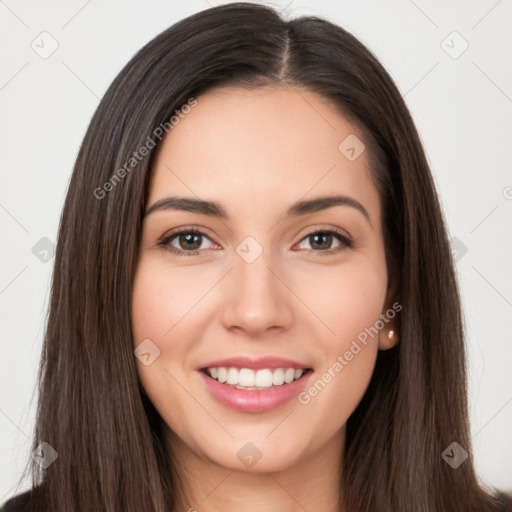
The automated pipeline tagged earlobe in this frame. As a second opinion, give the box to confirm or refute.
[378,325,399,350]
[379,275,401,350]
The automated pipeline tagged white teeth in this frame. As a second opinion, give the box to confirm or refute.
[226,367,238,385]
[206,366,307,389]
[284,368,295,383]
[238,368,255,387]
[272,368,285,385]
[217,367,227,383]
[255,369,273,387]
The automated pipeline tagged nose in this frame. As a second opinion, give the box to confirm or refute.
[221,244,294,337]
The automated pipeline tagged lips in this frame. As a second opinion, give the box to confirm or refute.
[198,356,310,371]
[198,356,313,413]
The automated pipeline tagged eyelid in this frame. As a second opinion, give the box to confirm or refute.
[298,224,352,242]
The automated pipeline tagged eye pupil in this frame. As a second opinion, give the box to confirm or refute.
[310,233,332,250]
[180,233,201,250]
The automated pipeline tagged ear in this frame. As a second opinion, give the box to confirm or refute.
[378,276,401,351]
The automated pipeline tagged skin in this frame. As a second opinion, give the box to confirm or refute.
[132,84,399,512]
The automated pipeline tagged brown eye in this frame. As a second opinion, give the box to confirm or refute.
[296,230,353,255]
[158,228,217,256]
[175,232,203,251]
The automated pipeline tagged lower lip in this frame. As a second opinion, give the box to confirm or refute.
[199,370,312,413]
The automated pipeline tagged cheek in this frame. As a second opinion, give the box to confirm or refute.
[131,256,223,385]
[333,276,386,350]
[131,260,192,393]
[131,260,210,344]
[131,260,203,431]
[294,258,386,414]
[299,256,388,348]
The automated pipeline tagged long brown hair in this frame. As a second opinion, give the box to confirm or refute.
[8,3,511,511]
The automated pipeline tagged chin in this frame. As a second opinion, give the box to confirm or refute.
[199,431,309,473]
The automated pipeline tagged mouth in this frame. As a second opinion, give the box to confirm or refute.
[201,366,312,390]
[198,361,314,413]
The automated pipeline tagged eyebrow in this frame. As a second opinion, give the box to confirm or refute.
[144,194,372,227]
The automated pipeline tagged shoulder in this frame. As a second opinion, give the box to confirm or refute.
[0,490,31,512]
[0,486,45,512]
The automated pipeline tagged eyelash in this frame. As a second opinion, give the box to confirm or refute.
[157,226,354,257]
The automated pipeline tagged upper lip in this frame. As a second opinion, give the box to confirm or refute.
[198,356,311,371]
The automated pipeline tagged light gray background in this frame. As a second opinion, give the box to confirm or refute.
[1,0,511,501]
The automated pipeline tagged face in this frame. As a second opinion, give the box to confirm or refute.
[132,85,397,474]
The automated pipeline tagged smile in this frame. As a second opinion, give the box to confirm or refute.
[198,357,313,413]
[204,367,306,390]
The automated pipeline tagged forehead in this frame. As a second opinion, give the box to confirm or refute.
[147,85,381,227]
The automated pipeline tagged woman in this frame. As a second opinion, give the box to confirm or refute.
[2,2,510,511]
